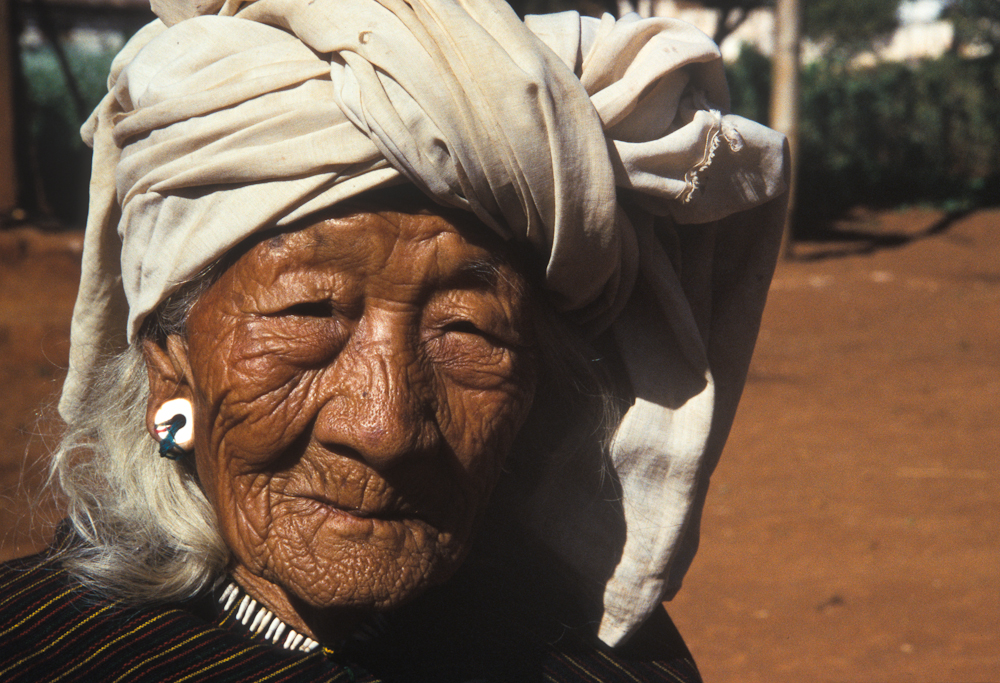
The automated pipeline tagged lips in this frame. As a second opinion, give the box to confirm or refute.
[296,493,423,523]
[326,501,406,520]
[279,456,466,532]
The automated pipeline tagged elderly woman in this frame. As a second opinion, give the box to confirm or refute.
[0,0,787,679]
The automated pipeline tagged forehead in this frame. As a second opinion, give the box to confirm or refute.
[231,208,527,293]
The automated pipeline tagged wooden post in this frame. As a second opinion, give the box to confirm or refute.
[770,0,800,258]
[1,0,18,216]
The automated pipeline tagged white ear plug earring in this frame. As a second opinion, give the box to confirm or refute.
[153,398,194,460]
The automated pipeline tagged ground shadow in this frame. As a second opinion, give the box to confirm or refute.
[790,208,972,262]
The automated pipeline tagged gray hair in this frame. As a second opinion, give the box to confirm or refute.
[50,257,621,605]
[50,266,229,602]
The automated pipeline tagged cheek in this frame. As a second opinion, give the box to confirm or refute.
[438,366,537,493]
[187,334,330,529]
[192,325,325,463]
[189,359,322,573]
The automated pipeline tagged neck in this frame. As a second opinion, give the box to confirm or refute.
[230,565,366,648]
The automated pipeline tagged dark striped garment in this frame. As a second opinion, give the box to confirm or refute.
[0,552,701,682]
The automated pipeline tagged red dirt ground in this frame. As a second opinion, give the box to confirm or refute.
[1,207,998,682]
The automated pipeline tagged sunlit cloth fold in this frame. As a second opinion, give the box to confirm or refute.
[60,0,788,646]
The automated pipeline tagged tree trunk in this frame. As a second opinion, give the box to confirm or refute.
[1,0,17,216]
[770,0,800,257]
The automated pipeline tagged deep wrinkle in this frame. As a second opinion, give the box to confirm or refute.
[144,206,539,644]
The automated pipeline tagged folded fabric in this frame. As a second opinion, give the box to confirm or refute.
[62,0,787,645]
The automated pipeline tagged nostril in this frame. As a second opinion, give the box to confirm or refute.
[313,341,437,468]
[313,389,432,470]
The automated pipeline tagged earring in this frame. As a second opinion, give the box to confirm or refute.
[154,398,194,460]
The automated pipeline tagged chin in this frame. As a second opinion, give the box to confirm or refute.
[261,514,472,611]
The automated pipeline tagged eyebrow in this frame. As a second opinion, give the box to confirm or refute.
[445,256,509,291]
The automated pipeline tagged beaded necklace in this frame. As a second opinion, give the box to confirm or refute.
[218,581,322,653]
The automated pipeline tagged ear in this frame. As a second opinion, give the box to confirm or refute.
[142,335,194,443]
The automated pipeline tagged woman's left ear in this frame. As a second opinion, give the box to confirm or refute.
[153,398,194,459]
[142,337,195,459]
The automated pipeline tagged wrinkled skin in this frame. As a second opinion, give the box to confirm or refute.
[143,207,538,642]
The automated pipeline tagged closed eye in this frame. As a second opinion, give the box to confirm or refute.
[443,320,482,335]
[277,301,337,318]
[442,319,512,348]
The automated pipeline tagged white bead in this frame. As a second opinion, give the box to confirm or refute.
[235,595,251,622]
[219,583,237,606]
[222,585,240,611]
[253,610,272,634]
[241,600,257,625]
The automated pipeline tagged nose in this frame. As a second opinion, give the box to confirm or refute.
[313,317,437,470]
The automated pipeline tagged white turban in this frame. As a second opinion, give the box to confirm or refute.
[61,0,787,646]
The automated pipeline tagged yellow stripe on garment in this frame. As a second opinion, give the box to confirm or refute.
[0,601,116,678]
[111,629,214,683]
[595,650,647,683]
[173,643,317,683]
[47,611,171,683]
[548,652,601,682]
[0,587,75,639]
[651,660,697,683]
[254,656,324,683]
[173,644,259,683]
[0,562,49,610]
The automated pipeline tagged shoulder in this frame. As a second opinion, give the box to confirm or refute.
[541,646,701,683]
[538,608,703,683]
[357,545,703,683]
[0,553,374,682]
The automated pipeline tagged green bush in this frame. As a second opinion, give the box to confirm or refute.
[727,47,1000,233]
[727,43,772,125]
[19,43,118,225]
[20,40,1000,230]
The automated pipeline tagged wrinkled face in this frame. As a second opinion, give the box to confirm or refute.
[161,208,537,611]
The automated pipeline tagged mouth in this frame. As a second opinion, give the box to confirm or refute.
[299,494,419,523]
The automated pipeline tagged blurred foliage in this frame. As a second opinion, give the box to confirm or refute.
[943,0,1000,52]
[659,0,901,49]
[19,43,117,225]
[727,45,1000,234]
[506,0,614,18]
[678,0,770,44]
[726,43,772,123]
[18,6,1000,234]
[803,0,900,51]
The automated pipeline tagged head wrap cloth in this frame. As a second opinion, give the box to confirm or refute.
[61,0,787,646]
